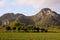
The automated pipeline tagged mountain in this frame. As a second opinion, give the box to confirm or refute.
[18,16,35,25]
[0,13,35,25]
[32,8,60,22]
[0,8,60,28]
[32,8,60,28]
[0,13,25,25]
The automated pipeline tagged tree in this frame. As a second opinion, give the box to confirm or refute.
[36,27,40,32]
[12,27,16,31]
[45,29,48,32]
[40,28,48,32]
[6,26,11,31]
[18,27,21,32]
[41,28,45,32]
[27,25,34,31]
[10,20,20,27]
[2,25,6,28]
[24,28,28,32]
[10,20,25,30]
[33,27,37,32]
[23,27,28,32]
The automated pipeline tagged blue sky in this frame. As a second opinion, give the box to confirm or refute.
[0,0,60,16]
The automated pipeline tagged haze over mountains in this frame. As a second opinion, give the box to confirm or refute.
[0,8,60,28]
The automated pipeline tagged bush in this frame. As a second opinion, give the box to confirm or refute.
[41,28,48,32]
[2,25,6,27]
[24,28,28,32]
[23,27,28,32]
[18,27,21,32]
[36,27,40,32]
[12,27,16,31]
[41,28,45,32]
[45,29,48,32]
[33,27,37,32]
[6,26,11,31]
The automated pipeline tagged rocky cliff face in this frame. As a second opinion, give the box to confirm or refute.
[32,8,60,27]
[32,8,60,22]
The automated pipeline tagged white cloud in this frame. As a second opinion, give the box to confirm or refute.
[11,0,60,10]
[43,0,60,8]
[0,1,5,8]
[0,0,60,11]
[11,0,45,9]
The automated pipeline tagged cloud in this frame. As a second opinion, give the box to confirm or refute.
[0,0,5,8]
[0,0,60,9]
[43,0,60,8]
[11,0,44,9]
[10,0,60,10]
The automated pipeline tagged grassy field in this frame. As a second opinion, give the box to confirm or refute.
[0,32,60,40]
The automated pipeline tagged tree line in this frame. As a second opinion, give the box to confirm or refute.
[2,20,48,32]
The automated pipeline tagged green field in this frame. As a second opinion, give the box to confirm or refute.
[0,32,60,40]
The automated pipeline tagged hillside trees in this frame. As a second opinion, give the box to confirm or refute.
[10,20,25,31]
[2,20,48,32]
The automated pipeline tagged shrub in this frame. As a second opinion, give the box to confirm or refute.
[41,28,45,32]
[23,27,28,32]
[12,27,16,31]
[36,27,40,32]
[45,29,48,32]
[6,26,11,31]
[18,27,21,32]
[33,27,37,32]
[41,28,48,32]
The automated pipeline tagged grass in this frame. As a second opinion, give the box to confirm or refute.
[0,30,60,40]
[0,32,60,40]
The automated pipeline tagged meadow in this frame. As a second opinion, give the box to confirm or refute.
[0,30,60,40]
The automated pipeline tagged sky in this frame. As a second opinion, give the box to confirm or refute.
[0,0,60,16]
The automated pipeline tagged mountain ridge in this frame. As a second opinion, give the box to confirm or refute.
[0,8,60,28]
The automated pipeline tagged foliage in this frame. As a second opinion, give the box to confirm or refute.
[10,20,25,29]
[12,27,16,31]
[10,20,20,27]
[18,27,21,32]
[41,28,48,32]
[36,27,40,32]
[2,20,49,32]
[6,26,11,31]
[2,25,7,28]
